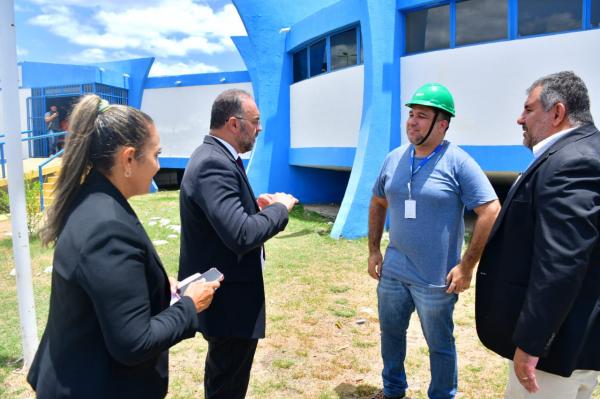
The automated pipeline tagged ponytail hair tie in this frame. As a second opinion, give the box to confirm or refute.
[98,99,110,113]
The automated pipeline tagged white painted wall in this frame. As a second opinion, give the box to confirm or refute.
[0,87,32,159]
[141,82,253,159]
[290,65,364,148]
[400,29,600,146]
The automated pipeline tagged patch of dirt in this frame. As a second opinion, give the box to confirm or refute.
[0,215,11,237]
[304,204,340,221]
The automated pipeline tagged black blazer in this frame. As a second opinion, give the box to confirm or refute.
[178,135,288,339]
[476,124,600,377]
[28,171,199,399]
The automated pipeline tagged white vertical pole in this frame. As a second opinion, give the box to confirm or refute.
[0,0,39,368]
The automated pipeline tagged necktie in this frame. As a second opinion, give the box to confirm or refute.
[235,157,246,174]
[235,156,265,260]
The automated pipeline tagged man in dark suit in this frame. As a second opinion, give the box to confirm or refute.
[476,71,600,398]
[178,89,297,399]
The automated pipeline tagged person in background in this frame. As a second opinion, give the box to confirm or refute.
[178,89,297,399]
[56,111,69,152]
[476,71,600,398]
[44,105,60,155]
[368,83,500,399]
[28,94,220,399]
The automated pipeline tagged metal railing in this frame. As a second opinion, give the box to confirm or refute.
[0,130,34,178]
[0,130,68,210]
[0,130,67,179]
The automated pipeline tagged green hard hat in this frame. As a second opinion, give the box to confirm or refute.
[405,83,455,117]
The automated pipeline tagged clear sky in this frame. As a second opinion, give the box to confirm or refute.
[13,0,248,76]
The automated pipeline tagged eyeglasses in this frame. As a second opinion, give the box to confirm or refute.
[232,115,261,128]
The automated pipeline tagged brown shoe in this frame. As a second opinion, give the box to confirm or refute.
[370,389,408,399]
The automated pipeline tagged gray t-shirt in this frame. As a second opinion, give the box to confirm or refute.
[45,111,59,131]
[373,141,497,287]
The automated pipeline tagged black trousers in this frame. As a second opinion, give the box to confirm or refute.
[203,335,258,399]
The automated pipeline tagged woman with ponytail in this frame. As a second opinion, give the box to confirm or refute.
[28,95,220,399]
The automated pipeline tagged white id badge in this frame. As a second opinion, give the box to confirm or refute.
[404,199,416,219]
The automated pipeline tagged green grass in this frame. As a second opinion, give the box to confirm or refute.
[1,190,599,398]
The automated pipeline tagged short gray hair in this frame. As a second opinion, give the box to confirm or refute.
[527,71,594,126]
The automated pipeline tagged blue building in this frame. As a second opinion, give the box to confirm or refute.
[6,0,600,238]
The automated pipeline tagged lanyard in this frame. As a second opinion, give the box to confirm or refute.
[407,141,446,199]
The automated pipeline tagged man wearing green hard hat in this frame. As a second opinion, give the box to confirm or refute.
[368,83,500,399]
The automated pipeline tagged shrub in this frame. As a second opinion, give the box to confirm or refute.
[24,179,43,235]
[0,188,9,214]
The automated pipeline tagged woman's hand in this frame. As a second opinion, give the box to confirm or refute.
[184,279,221,313]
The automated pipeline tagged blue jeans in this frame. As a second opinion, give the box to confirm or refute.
[47,130,57,154]
[377,275,458,399]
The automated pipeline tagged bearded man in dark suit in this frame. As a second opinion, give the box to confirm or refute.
[178,89,297,399]
[476,71,600,398]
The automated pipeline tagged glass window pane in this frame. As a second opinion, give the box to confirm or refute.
[405,5,450,53]
[592,0,600,28]
[293,48,308,83]
[309,39,327,77]
[519,0,582,36]
[331,28,357,70]
[456,0,507,46]
[360,30,363,64]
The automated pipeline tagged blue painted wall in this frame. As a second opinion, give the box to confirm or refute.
[94,58,154,109]
[289,148,356,169]
[233,0,351,204]
[19,58,154,110]
[331,0,402,238]
[286,0,362,51]
[146,71,251,89]
[20,61,128,89]
[460,145,532,172]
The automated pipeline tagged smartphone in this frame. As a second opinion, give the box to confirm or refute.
[178,267,224,295]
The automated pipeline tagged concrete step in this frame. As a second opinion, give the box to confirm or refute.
[43,173,59,207]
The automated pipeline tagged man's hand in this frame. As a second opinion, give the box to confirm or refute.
[368,251,383,280]
[513,347,540,393]
[445,263,473,294]
[257,194,274,210]
[270,192,298,211]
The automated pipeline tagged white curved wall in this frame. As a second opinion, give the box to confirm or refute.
[141,82,253,158]
[290,65,364,148]
[400,29,600,146]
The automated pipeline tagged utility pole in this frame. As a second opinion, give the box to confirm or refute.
[0,0,39,368]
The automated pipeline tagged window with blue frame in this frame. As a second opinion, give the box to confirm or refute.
[519,0,582,36]
[293,48,308,83]
[310,39,327,77]
[405,0,598,55]
[292,26,362,83]
[456,0,507,45]
[594,0,600,27]
[405,5,450,53]
[331,28,358,70]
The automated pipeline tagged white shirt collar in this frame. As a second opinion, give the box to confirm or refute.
[532,126,578,160]
[211,135,239,159]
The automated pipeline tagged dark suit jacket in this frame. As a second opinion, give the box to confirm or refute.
[476,123,600,377]
[28,171,199,399]
[178,135,289,339]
